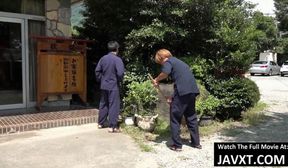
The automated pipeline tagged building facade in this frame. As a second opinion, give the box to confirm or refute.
[0,0,75,110]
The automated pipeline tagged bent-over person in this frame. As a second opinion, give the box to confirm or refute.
[152,49,201,151]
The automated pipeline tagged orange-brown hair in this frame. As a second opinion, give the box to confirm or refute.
[154,49,172,64]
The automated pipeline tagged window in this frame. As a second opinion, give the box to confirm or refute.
[0,0,45,16]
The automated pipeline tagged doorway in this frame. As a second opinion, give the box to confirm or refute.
[0,17,26,109]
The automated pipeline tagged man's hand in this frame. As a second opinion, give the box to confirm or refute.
[165,96,172,104]
[152,79,159,87]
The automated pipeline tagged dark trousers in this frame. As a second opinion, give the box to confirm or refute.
[98,89,120,128]
[170,91,200,147]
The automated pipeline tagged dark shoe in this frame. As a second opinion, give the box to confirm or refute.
[169,144,182,152]
[191,144,202,149]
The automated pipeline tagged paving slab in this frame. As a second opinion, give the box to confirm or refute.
[0,124,158,168]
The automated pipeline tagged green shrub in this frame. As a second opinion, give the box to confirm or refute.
[122,66,147,97]
[197,81,210,102]
[123,80,158,117]
[205,77,260,119]
[181,56,213,82]
[195,82,221,118]
[196,95,221,117]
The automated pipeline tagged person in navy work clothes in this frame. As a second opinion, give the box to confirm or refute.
[152,49,201,151]
[95,41,125,133]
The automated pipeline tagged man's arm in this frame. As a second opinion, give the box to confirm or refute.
[152,72,168,86]
[95,60,102,82]
[116,59,125,82]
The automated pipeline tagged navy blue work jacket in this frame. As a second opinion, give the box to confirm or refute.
[95,52,125,90]
[162,57,199,96]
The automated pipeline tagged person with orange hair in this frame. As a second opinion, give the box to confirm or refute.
[152,49,201,151]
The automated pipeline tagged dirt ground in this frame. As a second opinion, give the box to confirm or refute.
[137,75,288,168]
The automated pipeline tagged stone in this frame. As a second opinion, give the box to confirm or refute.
[58,8,71,25]
[51,21,57,30]
[46,29,54,37]
[47,95,58,101]
[47,11,58,21]
[53,29,65,37]
[57,23,71,36]
[46,20,51,29]
[46,0,60,11]
[61,94,72,100]
[135,114,158,132]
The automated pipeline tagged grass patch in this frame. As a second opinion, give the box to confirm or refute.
[153,118,170,138]
[121,117,170,152]
[242,102,267,125]
[122,102,268,151]
[122,125,154,152]
[199,120,234,137]
[181,102,268,138]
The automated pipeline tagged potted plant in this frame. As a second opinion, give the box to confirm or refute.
[123,80,159,131]
[196,95,221,126]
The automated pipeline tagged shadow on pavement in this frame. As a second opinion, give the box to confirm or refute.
[220,111,288,142]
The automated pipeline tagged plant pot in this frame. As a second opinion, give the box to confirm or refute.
[134,114,158,132]
[124,116,135,126]
[199,115,214,127]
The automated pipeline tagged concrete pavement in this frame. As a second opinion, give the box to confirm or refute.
[0,124,157,168]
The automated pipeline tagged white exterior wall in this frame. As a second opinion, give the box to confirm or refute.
[259,52,277,62]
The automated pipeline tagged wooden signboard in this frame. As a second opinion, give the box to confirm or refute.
[33,36,90,109]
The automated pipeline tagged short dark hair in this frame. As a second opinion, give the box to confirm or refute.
[107,41,119,52]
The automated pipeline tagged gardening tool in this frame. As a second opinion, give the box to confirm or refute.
[148,73,171,104]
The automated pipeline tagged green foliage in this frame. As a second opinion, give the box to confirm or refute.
[123,0,218,69]
[196,95,221,117]
[123,80,158,117]
[122,126,154,152]
[77,0,141,57]
[180,56,213,82]
[122,66,148,102]
[76,0,276,114]
[251,12,278,52]
[122,63,147,92]
[275,0,288,31]
[153,117,170,138]
[276,38,288,54]
[205,77,260,119]
[242,102,267,125]
[197,81,210,101]
[196,82,221,118]
[210,0,260,76]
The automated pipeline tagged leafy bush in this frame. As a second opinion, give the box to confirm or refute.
[121,66,147,106]
[196,95,221,117]
[196,81,210,102]
[123,80,158,117]
[195,82,221,119]
[181,56,213,82]
[205,77,260,119]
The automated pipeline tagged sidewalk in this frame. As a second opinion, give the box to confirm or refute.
[0,124,158,168]
[0,107,97,134]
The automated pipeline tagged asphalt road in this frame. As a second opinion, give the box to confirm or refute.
[249,75,288,105]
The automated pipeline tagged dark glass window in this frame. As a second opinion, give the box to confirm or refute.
[0,0,45,16]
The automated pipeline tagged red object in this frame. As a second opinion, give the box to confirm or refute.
[30,35,94,43]
[260,65,268,68]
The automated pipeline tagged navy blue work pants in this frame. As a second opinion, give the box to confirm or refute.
[170,91,200,147]
[98,89,120,128]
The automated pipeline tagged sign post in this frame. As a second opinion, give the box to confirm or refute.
[33,36,91,109]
